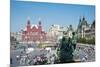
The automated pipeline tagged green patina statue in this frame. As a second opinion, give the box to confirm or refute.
[56,32,77,63]
[71,32,77,50]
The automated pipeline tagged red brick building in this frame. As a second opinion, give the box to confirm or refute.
[22,19,46,42]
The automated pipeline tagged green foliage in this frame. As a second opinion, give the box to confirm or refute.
[77,37,95,44]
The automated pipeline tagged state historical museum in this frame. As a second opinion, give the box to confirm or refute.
[22,18,46,42]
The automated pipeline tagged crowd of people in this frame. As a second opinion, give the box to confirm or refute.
[13,47,57,66]
[16,53,48,65]
[73,44,95,62]
[10,32,95,66]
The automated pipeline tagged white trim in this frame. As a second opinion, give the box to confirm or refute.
[17,0,95,5]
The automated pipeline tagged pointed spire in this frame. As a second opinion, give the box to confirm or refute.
[27,16,30,25]
[82,16,85,21]
[79,16,82,25]
[38,17,41,25]
[79,16,81,22]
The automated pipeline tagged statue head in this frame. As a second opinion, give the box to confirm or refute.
[72,32,75,36]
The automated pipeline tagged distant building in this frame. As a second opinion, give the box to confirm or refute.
[77,16,95,39]
[47,24,60,42]
[66,25,74,38]
[21,18,46,42]
[48,24,74,41]
[49,24,60,36]
[85,20,95,39]
[10,32,22,42]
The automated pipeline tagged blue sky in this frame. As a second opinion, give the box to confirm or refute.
[10,0,95,32]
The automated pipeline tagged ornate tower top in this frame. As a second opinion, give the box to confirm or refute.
[38,17,41,25]
[82,16,85,21]
[26,16,31,32]
[79,16,81,22]
[27,16,30,25]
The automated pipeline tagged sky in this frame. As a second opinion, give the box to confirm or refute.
[10,0,95,32]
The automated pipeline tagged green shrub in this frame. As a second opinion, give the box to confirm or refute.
[78,37,95,44]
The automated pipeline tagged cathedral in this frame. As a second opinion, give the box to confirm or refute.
[77,16,95,39]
